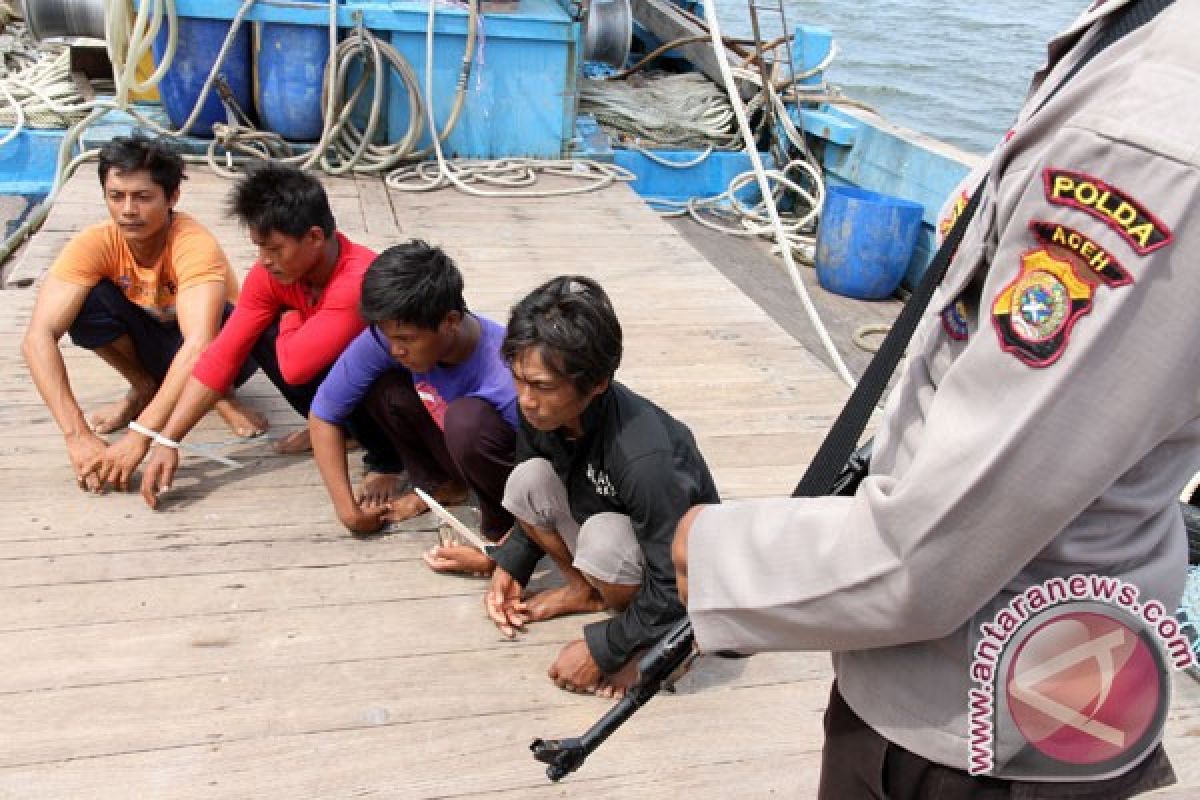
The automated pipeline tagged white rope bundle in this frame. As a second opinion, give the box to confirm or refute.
[0,1,20,32]
[387,156,635,196]
[655,157,823,258]
[383,0,637,200]
[580,72,741,150]
[0,48,90,130]
[0,17,44,78]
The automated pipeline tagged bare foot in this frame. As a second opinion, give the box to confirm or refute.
[422,544,495,576]
[358,472,402,508]
[388,482,469,523]
[525,581,605,622]
[273,426,312,454]
[90,385,154,434]
[214,395,268,438]
[596,653,643,699]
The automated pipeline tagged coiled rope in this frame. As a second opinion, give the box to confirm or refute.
[207,0,476,177]
[580,72,741,151]
[383,0,635,199]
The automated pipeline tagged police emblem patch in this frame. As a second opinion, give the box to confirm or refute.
[941,299,970,341]
[991,249,1095,368]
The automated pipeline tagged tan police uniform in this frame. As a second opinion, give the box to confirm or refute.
[686,0,1199,780]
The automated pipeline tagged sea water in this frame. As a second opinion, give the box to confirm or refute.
[717,0,1084,155]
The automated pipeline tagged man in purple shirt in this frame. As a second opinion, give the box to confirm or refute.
[309,241,517,573]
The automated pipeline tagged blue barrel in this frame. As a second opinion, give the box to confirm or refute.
[255,23,329,142]
[815,185,924,300]
[153,17,252,138]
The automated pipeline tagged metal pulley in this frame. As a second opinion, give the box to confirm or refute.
[22,0,107,42]
[581,0,631,68]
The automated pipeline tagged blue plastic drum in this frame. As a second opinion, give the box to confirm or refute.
[815,185,924,300]
[153,17,252,138]
[255,23,330,142]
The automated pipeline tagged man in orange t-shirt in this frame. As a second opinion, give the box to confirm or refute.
[21,135,264,493]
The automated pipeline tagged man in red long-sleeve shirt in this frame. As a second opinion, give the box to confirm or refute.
[140,163,399,507]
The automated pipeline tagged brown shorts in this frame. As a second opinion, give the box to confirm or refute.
[818,682,1176,800]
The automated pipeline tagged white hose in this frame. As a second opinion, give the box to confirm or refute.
[395,0,636,198]
[208,0,483,177]
[701,0,855,387]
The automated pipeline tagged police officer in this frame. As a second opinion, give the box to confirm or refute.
[673,0,1198,796]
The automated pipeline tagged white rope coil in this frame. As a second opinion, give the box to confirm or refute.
[387,157,635,196]
[0,49,91,130]
[580,72,742,151]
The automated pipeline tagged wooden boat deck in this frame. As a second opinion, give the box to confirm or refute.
[0,167,1196,797]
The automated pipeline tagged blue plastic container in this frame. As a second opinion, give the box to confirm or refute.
[255,22,329,142]
[612,149,775,205]
[815,185,924,300]
[0,128,65,194]
[166,0,576,159]
[154,17,252,138]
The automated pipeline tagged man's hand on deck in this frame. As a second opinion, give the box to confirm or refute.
[65,429,107,493]
[485,566,528,638]
[548,639,604,694]
[672,505,708,605]
[82,431,150,492]
[140,446,180,509]
[339,501,390,535]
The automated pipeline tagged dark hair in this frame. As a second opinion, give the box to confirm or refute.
[97,135,186,197]
[227,162,335,238]
[359,240,467,329]
[502,275,622,393]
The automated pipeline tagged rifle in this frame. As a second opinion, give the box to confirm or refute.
[530,439,874,782]
[530,617,696,781]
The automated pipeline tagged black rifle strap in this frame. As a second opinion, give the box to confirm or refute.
[790,0,1174,500]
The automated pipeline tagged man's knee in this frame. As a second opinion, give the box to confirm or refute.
[575,512,644,588]
[503,458,561,524]
[353,371,416,434]
[443,397,509,464]
[67,280,133,349]
[443,397,486,449]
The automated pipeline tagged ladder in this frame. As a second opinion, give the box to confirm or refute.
[744,0,798,159]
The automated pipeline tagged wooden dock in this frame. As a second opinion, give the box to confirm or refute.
[0,167,1196,797]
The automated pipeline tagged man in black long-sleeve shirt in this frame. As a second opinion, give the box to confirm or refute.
[485,276,718,696]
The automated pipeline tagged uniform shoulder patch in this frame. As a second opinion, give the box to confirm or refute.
[1043,169,1172,255]
[939,190,971,240]
[991,248,1095,368]
[941,299,970,341]
[1029,220,1131,287]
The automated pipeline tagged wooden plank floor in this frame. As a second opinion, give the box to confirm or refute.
[0,167,1196,797]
